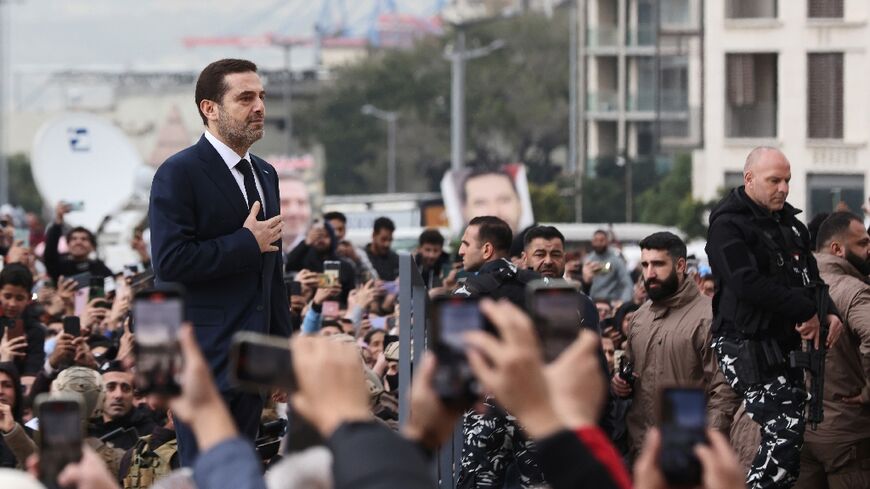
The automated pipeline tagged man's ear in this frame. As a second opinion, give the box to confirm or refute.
[675,257,688,275]
[829,240,844,258]
[482,242,494,261]
[200,99,219,123]
[519,251,527,267]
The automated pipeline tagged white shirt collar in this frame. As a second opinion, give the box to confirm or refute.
[203,129,251,171]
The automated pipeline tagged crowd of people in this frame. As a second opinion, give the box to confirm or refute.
[0,58,866,489]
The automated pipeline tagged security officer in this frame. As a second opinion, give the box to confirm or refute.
[706,147,843,489]
[453,215,544,489]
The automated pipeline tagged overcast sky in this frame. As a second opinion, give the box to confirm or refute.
[6,0,440,72]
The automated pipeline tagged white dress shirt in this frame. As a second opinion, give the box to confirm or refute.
[203,130,267,214]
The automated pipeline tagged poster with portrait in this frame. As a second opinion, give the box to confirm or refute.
[440,163,535,235]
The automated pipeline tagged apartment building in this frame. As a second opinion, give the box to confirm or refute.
[582,0,703,177]
[693,0,869,217]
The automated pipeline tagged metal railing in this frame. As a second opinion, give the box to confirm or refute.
[398,253,462,489]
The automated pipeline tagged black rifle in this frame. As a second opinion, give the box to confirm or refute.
[789,283,829,430]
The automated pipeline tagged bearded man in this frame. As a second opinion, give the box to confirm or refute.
[149,58,291,466]
[610,232,739,462]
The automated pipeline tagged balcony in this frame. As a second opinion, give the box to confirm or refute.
[626,26,656,47]
[587,26,618,48]
[587,91,620,113]
[626,90,689,113]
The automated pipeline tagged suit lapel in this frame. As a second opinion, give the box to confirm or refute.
[250,155,277,219]
[194,136,248,222]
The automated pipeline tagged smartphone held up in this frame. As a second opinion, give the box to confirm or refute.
[658,387,707,487]
[427,296,494,408]
[132,287,184,396]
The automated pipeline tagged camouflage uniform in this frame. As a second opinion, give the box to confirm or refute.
[458,398,545,489]
[714,337,807,489]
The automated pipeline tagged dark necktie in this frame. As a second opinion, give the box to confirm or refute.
[235,159,265,221]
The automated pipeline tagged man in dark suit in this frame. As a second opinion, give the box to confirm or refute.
[148,58,291,466]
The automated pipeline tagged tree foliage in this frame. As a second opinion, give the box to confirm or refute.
[296,12,572,195]
[7,153,43,213]
[635,154,710,238]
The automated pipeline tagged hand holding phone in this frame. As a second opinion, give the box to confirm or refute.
[132,287,184,395]
[427,296,492,408]
[526,279,583,362]
[36,394,84,487]
[657,387,707,486]
[230,332,295,393]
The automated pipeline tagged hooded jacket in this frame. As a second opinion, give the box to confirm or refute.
[0,362,36,469]
[285,221,356,304]
[623,279,739,459]
[706,186,834,350]
[809,252,870,443]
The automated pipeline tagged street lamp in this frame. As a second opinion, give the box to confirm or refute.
[444,30,505,172]
[361,104,399,194]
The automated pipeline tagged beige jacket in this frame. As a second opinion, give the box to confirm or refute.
[810,253,870,443]
[625,278,740,457]
[1,422,37,469]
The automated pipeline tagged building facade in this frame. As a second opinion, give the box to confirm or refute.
[581,0,703,176]
[693,0,869,217]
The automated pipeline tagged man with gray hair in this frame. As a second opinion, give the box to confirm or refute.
[706,147,843,489]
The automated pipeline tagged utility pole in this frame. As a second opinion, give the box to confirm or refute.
[573,0,587,222]
[361,104,399,193]
[0,0,8,206]
[444,27,504,172]
[282,44,293,157]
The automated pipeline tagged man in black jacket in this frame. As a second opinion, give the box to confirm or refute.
[89,364,156,450]
[285,221,356,304]
[452,216,545,488]
[706,147,843,489]
[44,202,113,283]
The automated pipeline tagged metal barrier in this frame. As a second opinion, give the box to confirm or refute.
[398,253,462,489]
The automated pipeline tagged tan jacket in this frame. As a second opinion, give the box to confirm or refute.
[1,422,37,469]
[810,253,870,443]
[625,278,739,457]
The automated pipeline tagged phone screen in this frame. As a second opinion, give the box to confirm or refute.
[428,297,487,407]
[133,291,183,395]
[531,288,581,362]
[659,387,706,486]
[324,261,341,282]
[435,299,484,351]
[38,399,83,487]
[231,333,295,392]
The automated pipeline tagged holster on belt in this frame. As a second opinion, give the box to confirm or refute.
[720,337,786,384]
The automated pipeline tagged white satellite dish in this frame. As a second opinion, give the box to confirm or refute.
[31,113,142,231]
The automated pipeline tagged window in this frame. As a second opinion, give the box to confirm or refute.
[808,0,843,18]
[807,53,844,139]
[807,174,864,217]
[726,0,777,19]
[726,53,778,138]
[724,172,744,191]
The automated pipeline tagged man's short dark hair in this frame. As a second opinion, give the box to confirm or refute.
[195,58,258,125]
[468,216,512,254]
[419,228,444,247]
[593,229,608,238]
[66,226,97,248]
[458,167,518,205]
[523,225,565,248]
[323,211,347,224]
[816,212,863,250]
[638,232,687,261]
[373,217,395,234]
[0,263,33,291]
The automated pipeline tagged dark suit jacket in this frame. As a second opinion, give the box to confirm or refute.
[149,135,291,391]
